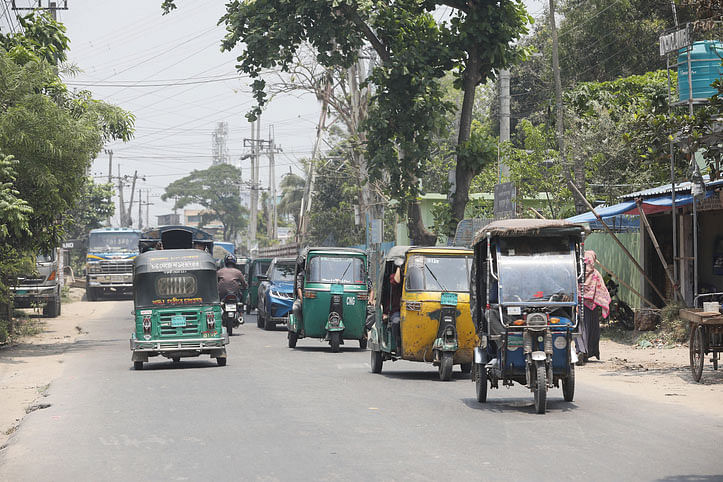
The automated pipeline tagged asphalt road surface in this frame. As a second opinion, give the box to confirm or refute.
[1,300,722,481]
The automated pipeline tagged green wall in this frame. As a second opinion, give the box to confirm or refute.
[584,232,641,309]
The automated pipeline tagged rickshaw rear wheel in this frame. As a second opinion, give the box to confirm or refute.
[475,364,488,402]
[133,361,143,370]
[534,362,547,414]
[562,364,575,402]
[690,324,705,382]
[439,353,453,381]
[288,331,298,348]
[216,357,227,366]
[371,349,383,373]
[330,332,341,352]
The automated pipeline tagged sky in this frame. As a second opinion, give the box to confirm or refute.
[0,0,545,227]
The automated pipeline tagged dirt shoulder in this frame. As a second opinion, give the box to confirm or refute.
[0,291,117,448]
[576,339,723,415]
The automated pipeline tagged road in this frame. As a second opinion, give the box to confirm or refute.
[1,300,722,481]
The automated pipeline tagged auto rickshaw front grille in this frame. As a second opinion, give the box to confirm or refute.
[158,312,200,336]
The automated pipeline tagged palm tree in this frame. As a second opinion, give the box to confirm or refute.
[278,173,305,232]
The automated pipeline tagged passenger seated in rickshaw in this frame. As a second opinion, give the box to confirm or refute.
[292,261,305,325]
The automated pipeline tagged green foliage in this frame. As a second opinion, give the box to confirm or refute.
[0,154,32,240]
[64,177,115,240]
[162,164,248,241]
[0,11,70,65]
[278,172,305,232]
[308,157,364,247]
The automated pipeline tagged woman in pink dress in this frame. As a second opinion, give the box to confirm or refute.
[575,250,611,365]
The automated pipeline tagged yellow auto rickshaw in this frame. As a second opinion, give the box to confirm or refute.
[369,246,476,380]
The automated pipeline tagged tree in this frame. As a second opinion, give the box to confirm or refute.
[64,177,115,240]
[278,173,305,232]
[0,154,32,240]
[162,164,248,241]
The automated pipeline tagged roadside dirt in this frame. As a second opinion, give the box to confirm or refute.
[0,290,117,448]
[576,339,723,416]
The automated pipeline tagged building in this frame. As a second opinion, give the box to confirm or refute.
[156,213,181,226]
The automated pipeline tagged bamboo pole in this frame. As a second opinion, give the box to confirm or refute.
[568,180,667,302]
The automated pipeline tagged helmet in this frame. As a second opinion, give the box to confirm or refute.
[224,254,237,268]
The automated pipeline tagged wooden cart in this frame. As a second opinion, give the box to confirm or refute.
[680,309,723,382]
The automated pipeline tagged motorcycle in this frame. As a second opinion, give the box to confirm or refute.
[605,278,634,330]
[221,293,244,336]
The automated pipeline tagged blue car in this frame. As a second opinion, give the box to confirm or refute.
[257,257,296,331]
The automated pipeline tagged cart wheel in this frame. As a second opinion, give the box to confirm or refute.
[475,364,488,403]
[371,349,383,374]
[563,364,575,402]
[439,352,453,381]
[288,331,298,348]
[690,324,705,383]
[330,332,341,353]
[133,361,143,371]
[460,363,472,375]
[534,361,547,414]
[216,357,227,366]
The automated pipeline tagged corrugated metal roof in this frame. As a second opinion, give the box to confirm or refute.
[619,176,723,200]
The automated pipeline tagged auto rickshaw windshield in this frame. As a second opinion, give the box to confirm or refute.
[496,238,576,303]
[308,256,366,284]
[405,255,471,292]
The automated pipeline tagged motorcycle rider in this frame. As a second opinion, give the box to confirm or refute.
[217,254,248,301]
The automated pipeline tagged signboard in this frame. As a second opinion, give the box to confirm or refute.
[494,182,517,220]
[659,26,691,56]
[62,242,74,249]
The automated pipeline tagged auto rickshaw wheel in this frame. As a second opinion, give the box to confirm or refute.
[330,332,341,353]
[439,352,453,381]
[288,331,298,348]
[690,324,705,382]
[562,364,575,402]
[475,364,487,402]
[371,349,383,374]
[359,337,367,350]
[460,363,472,375]
[216,357,227,366]
[534,362,547,414]
[133,361,143,370]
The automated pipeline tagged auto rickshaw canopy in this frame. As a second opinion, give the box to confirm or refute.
[472,219,587,246]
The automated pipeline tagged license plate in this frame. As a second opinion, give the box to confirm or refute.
[330,284,344,294]
[15,290,27,295]
[441,292,458,306]
[171,315,186,327]
[225,304,236,311]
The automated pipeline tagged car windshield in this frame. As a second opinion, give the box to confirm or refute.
[308,256,365,284]
[270,262,295,282]
[496,238,576,303]
[89,232,140,252]
[404,255,470,292]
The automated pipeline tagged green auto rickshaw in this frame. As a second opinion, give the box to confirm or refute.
[130,226,228,369]
[247,257,272,314]
[287,247,370,352]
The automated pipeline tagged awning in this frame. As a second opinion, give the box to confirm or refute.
[566,192,712,223]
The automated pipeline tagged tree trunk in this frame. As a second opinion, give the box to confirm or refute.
[450,51,481,237]
[407,201,437,246]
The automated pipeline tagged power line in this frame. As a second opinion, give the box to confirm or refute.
[66,75,246,88]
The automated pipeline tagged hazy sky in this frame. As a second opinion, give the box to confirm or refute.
[1,0,545,226]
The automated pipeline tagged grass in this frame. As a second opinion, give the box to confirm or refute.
[0,315,44,345]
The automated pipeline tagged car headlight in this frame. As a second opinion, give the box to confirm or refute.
[270,290,291,299]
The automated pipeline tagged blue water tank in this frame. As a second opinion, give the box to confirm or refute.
[678,40,722,102]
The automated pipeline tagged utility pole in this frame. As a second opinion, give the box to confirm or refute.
[146,190,150,227]
[117,165,126,227]
[499,68,511,179]
[105,149,113,184]
[126,170,138,228]
[267,125,281,240]
[248,118,259,251]
[138,188,143,229]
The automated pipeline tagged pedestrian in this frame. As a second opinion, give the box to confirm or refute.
[576,250,611,365]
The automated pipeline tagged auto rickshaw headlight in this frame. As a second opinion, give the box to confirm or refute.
[328,312,341,327]
[527,313,547,326]
[206,312,215,329]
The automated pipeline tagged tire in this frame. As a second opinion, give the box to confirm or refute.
[264,312,275,331]
[133,361,143,370]
[226,321,233,337]
[359,337,368,350]
[563,364,575,402]
[256,311,263,328]
[619,302,635,330]
[475,363,488,402]
[460,363,472,375]
[216,357,227,367]
[439,352,453,381]
[43,298,60,318]
[86,287,97,302]
[330,331,341,353]
[288,331,298,348]
[371,349,383,374]
[534,361,547,414]
[690,324,705,383]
